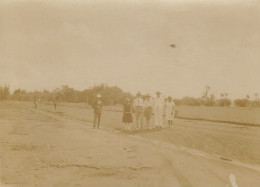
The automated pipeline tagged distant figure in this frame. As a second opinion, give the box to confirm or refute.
[122,98,133,130]
[53,100,57,110]
[92,94,103,129]
[133,92,144,130]
[34,99,38,109]
[153,91,164,128]
[144,94,153,129]
[165,96,175,127]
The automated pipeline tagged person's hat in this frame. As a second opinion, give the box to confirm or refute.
[155,91,161,94]
[97,94,101,98]
[136,92,142,96]
[168,96,172,100]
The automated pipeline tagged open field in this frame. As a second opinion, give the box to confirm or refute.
[176,106,260,126]
[40,102,260,126]
[1,101,260,186]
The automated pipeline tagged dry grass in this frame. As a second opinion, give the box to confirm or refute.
[176,106,260,126]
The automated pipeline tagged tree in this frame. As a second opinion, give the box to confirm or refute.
[61,85,76,103]
[252,93,259,107]
[201,85,216,106]
[12,88,26,100]
[201,85,210,101]
[0,85,10,100]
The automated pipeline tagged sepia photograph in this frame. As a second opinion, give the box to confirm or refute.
[0,0,260,186]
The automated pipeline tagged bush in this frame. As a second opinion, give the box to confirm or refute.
[203,99,216,106]
[173,99,182,106]
[234,99,250,107]
[217,98,231,107]
[181,96,201,106]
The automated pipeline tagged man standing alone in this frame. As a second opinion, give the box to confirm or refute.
[133,92,144,130]
[92,94,103,129]
[153,91,164,128]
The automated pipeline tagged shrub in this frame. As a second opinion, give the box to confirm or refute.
[217,98,231,107]
[234,99,250,107]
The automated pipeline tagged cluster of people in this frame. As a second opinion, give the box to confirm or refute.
[92,91,175,130]
[123,91,175,130]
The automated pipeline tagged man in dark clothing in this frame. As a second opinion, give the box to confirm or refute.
[53,100,57,110]
[92,94,103,128]
[34,98,38,109]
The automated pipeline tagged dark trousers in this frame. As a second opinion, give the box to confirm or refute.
[94,112,101,128]
[135,106,143,129]
[144,107,152,126]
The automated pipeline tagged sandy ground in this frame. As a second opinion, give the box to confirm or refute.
[1,101,260,187]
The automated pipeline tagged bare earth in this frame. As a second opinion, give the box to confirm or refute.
[1,101,260,187]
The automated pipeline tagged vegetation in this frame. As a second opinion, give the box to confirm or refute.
[1,84,259,107]
[0,85,10,100]
[7,84,133,106]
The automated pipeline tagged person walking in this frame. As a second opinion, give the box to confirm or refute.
[92,94,103,129]
[153,91,164,128]
[144,94,153,129]
[165,96,175,127]
[133,92,144,130]
[122,98,133,130]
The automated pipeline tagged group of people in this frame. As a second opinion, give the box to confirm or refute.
[92,91,175,130]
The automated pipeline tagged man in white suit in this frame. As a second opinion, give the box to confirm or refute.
[153,91,164,128]
[133,92,144,130]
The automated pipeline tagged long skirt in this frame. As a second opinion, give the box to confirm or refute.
[122,112,133,123]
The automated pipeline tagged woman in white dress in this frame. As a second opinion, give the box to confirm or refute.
[165,96,175,127]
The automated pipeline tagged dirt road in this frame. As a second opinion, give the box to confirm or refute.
[1,101,260,186]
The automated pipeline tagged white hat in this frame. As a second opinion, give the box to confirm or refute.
[97,94,101,98]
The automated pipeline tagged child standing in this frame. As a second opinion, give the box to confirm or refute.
[165,96,175,127]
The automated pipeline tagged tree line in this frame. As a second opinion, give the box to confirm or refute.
[0,84,259,107]
[174,86,260,107]
[0,84,133,106]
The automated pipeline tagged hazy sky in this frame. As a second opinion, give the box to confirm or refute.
[0,0,260,98]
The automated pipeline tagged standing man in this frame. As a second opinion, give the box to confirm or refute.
[92,94,103,129]
[153,91,165,128]
[53,100,57,110]
[34,98,38,109]
[133,92,144,130]
[144,94,153,129]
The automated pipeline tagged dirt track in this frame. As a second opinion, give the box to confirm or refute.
[1,101,260,186]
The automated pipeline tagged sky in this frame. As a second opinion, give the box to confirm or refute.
[0,0,260,99]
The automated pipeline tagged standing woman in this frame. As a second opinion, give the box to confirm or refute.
[122,98,133,130]
[165,96,175,127]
